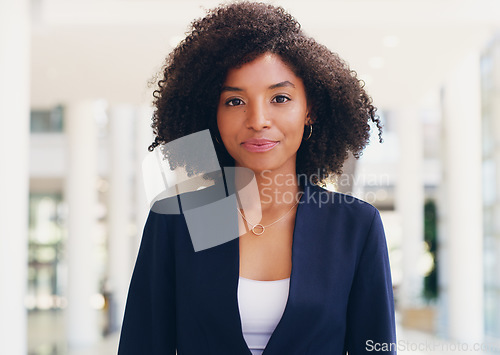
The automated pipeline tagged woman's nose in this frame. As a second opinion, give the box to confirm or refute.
[245,102,271,131]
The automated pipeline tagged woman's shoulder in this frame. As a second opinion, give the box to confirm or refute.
[305,184,377,212]
[143,193,189,237]
[305,183,379,219]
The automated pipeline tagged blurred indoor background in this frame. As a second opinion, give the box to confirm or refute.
[1,0,500,354]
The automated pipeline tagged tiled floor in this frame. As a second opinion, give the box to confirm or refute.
[67,333,119,355]
[397,327,499,355]
[28,310,117,355]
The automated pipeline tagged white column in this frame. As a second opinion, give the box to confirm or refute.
[65,101,100,347]
[442,52,483,343]
[0,1,30,354]
[134,105,154,249]
[107,104,135,332]
[395,108,425,308]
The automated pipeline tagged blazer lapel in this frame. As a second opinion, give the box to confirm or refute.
[192,182,326,354]
[261,182,327,354]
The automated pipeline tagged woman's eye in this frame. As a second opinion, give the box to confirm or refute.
[272,95,290,104]
[226,98,244,106]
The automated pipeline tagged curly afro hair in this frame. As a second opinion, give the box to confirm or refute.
[149,1,382,185]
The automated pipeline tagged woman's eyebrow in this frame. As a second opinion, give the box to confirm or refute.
[221,80,296,93]
[268,80,295,90]
[221,86,243,93]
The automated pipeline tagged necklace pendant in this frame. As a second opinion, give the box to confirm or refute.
[251,224,265,236]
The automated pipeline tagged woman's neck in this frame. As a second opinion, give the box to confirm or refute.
[254,170,300,211]
[233,166,302,215]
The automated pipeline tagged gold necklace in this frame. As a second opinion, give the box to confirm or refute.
[237,199,300,236]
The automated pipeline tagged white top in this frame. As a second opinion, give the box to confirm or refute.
[237,276,290,355]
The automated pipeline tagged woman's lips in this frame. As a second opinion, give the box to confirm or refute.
[241,139,279,153]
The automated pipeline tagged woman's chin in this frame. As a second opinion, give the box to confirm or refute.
[235,161,272,174]
[236,161,289,176]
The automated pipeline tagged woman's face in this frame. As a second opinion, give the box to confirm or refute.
[217,53,310,174]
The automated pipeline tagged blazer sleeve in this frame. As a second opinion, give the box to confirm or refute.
[344,209,397,354]
[118,210,177,354]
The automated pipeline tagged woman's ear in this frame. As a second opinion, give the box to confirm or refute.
[305,108,313,125]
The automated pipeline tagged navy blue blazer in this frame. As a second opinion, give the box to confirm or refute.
[118,182,396,354]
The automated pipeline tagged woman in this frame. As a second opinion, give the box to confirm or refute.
[118,2,396,354]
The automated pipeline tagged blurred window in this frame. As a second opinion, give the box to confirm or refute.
[30,105,64,133]
[27,193,65,311]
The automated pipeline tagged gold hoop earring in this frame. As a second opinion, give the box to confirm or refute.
[303,124,313,141]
